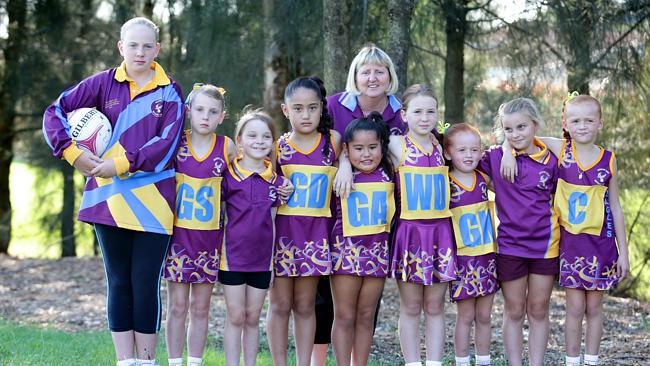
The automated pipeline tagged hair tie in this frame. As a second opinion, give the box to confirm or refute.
[436,120,450,134]
[564,91,579,104]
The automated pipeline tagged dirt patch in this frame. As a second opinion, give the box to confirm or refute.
[1,254,648,364]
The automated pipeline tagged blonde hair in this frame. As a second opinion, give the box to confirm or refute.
[120,17,159,42]
[345,44,399,96]
[494,98,544,139]
[186,83,225,110]
[562,94,602,121]
[234,107,276,142]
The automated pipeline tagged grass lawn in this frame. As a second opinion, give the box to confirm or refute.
[0,320,315,366]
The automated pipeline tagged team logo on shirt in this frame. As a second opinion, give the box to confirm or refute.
[479,181,489,200]
[151,99,164,117]
[595,168,609,186]
[104,98,120,110]
[213,157,226,176]
[537,171,550,190]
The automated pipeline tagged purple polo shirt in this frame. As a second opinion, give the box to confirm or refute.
[478,139,560,259]
[327,91,405,136]
[220,159,283,272]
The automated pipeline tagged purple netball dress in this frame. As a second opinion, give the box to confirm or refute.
[448,171,499,301]
[274,132,337,277]
[555,139,620,290]
[163,132,229,283]
[331,167,395,277]
[390,136,456,284]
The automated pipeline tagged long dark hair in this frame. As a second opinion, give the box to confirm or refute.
[284,76,333,157]
[344,111,393,174]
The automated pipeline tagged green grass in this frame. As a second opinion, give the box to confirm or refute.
[0,320,341,366]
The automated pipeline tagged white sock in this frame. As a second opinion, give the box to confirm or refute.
[426,361,442,366]
[116,359,137,366]
[584,354,599,365]
[168,358,183,366]
[566,355,580,366]
[187,356,203,366]
[455,355,470,366]
[405,362,422,366]
[475,354,491,365]
[137,359,156,365]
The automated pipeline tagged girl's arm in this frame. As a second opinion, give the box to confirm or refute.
[331,130,343,157]
[387,135,403,169]
[226,136,238,163]
[499,136,564,183]
[608,159,629,280]
[269,207,278,287]
[333,152,354,199]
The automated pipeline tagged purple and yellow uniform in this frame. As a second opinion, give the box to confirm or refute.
[163,132,229,283]
[274,133,337,277]
[448,171,499,301]
[390,136,456,284]
[43,62,184,235]
[555,139,620,290]
[479,138,561,260]
[220,159,283,272]
[331,167,395,277]
[327,92,405,136]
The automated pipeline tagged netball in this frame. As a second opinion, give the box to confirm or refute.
[67,108,112,156]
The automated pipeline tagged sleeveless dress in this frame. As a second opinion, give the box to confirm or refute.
[555,139,620,290]
[163,132,228,283]
[448,171,499,301]
[274,132,337,277]
[390,136,456,284]
[331,167,395,277]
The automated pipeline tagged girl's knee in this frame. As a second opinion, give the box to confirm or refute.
[227,309,246,328]
[585,300,603,318]
[292,298,315,318]
[475,307,491,326]
[505,301,526,321]
[169,298,190,319]
[189,299,210,320]
[269,298,292,316]
[245,308,262,327]
[527,300,550,321]
[401,299,423,317]
[423,299,444,317]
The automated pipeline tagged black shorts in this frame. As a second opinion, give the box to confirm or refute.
[218,270,272,289]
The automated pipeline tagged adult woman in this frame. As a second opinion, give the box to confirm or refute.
[43,17,184,366]
[311,43,403,366]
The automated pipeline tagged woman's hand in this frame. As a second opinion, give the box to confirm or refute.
[73,152,102,177]
[91,159,117,178]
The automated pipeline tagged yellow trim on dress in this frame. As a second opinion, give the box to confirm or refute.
[571,142,605,172]
[286,132,322,155]
[186,131,217,163]
[449,170,477,192]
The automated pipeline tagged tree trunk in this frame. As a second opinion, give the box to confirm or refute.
[323,0,352,95]
[443,0,466,124]
[0,0,27,254]
[263,0,289,132]
[60,164,76,257]
[565,2,593,94]
[387,0,416,95]
[142,0,154,20]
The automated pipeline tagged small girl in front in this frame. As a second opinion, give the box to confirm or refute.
[444,123,498,366]
[330,111,395,366]
[219,109,284,366]
[479,98,560,366]
[501,94,629,366]
[387,84,455,366]
[163,84,235,366]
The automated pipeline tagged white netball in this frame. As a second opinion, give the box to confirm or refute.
[67,108,112,156]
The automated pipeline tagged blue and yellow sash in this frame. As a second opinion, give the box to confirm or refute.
[174,173,222,230]
[554,179,606,236]
[278,164,337,217]
[450,201,496,256]
[399,165,452,220]
[342,182,395,236]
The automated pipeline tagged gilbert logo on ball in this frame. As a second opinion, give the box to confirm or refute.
[67,108,112,156]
